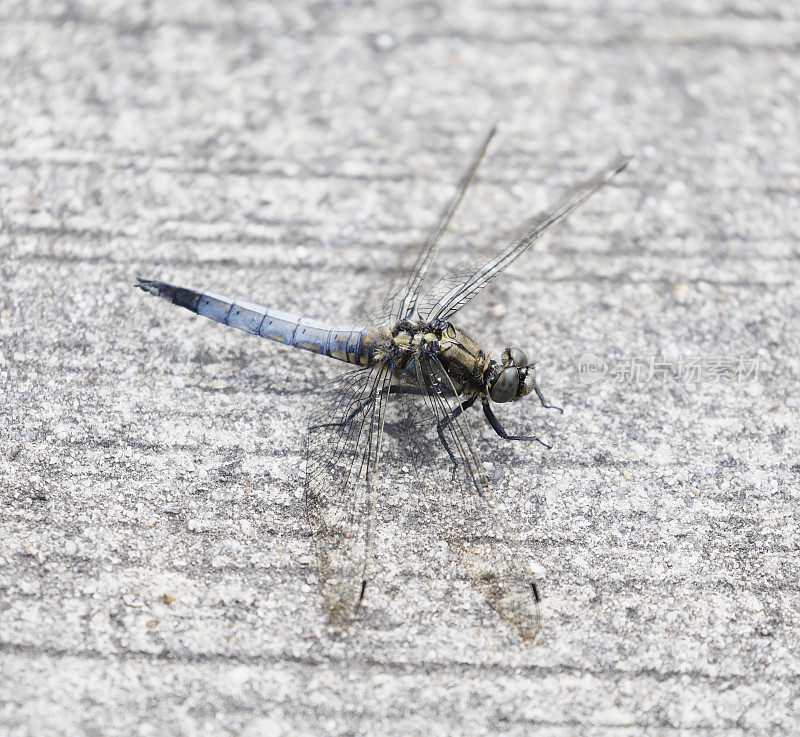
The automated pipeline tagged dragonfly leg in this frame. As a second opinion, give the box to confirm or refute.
[482,400,552,449]
[309,395,377,431]
[309,384,430,431]
[436,395,477,479]
[533,384,563,413]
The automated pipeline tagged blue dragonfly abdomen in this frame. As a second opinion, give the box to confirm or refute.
[136,279,377,367]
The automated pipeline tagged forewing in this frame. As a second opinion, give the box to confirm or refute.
[400,355,542,642]
[356,127,496,326]
[305,363,392,628]
[420,155,630,322]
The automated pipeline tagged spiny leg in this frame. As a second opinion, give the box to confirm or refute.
[482,399,552,449]
[309,384,430,431]
[534,384,563,413]
[309,394,376,432]
[435,394,477,479]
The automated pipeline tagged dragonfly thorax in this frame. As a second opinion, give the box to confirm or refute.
[387,319,490,395]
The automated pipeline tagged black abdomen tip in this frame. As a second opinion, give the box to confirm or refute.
[135,278,202,313]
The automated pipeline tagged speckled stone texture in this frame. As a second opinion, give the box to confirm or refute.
[1,1,799,735]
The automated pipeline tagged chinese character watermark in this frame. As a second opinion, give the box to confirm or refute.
[577,353,763,385]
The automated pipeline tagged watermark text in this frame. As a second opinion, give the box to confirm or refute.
[577,353,763,385]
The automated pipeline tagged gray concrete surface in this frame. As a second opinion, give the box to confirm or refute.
[1,1,799,735]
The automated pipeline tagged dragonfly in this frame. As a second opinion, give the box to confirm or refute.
[137,128,629,642]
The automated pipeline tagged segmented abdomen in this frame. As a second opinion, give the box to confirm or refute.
[136,279,376,366]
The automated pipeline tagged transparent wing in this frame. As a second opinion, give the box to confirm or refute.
[399,355,542,642]
[305,362,393,628]
[357,126,496,327]
[419,155,630,322]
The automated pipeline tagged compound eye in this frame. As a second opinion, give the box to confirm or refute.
[489,367,519,403]
[508,347,528,368]
[520,368,537,397]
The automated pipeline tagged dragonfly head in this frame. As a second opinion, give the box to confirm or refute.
[487,347,537,403]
